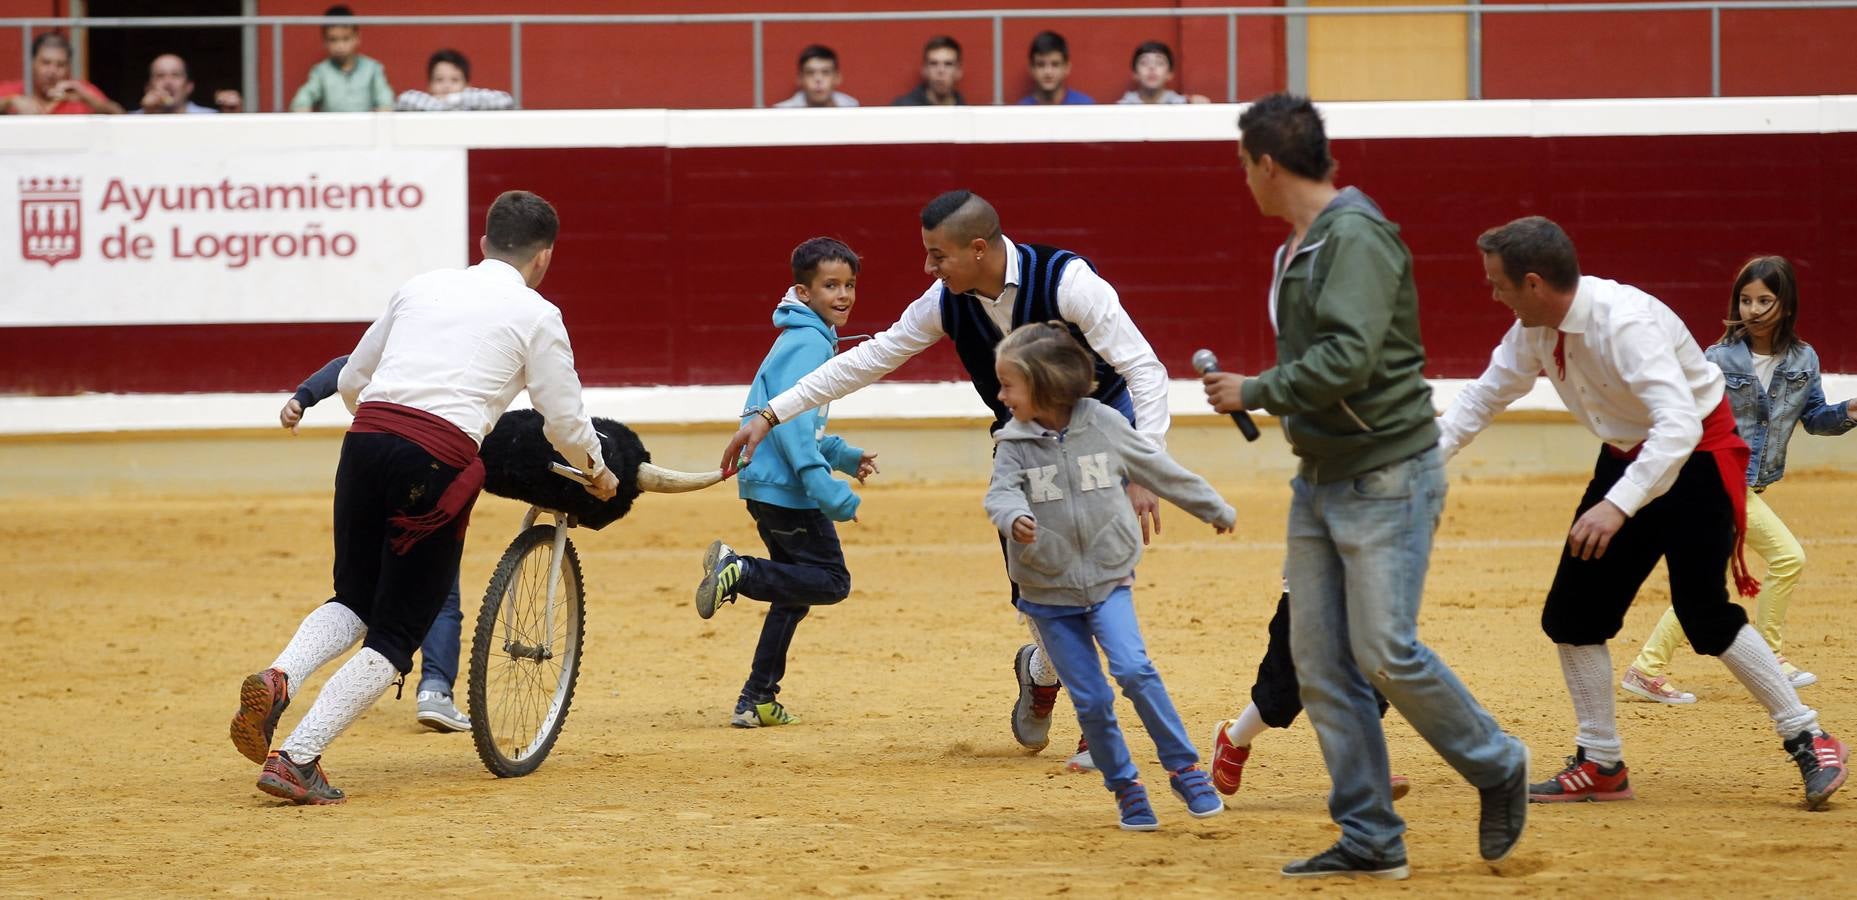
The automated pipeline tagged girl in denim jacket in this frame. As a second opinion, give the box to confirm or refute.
[1624,256,1857,703]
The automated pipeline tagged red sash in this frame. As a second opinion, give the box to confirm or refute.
[1604,396,1759,597]
[351,402,485,555]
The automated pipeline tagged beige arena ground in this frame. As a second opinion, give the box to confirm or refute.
[1,422,1852,897]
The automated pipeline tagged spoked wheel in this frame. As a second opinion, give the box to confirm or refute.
[468,521,585,777]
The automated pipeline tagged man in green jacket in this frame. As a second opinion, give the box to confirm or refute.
[1202,93,1528,880]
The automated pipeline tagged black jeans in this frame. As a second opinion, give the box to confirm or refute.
[1252,590,1390,728]
[736,500,851,703]
[331,431,467,675]
[1541,448,1748,654]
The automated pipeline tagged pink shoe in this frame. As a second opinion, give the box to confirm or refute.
[1620,666,1695,705]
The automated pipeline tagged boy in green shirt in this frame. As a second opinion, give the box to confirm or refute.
[290,5,393,112]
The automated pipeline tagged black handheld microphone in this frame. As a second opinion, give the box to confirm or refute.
[1192,349,1261,442]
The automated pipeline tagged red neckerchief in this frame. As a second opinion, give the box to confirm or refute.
[1604,396,1759,597]
[350,402,485,554]
[1552,331,1567,380]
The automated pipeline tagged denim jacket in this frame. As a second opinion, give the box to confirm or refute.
[1706,338,1854,490]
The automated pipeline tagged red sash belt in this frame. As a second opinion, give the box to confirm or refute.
[1604,396,1758,597]
[351,401,484,555]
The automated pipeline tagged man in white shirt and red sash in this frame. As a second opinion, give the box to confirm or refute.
[229,191,618,804]
[1438,216,1845,810]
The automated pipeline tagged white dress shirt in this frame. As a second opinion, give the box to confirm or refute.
[766,236,1172,447]
[338,258,607,474]
[1437,275,1724,517]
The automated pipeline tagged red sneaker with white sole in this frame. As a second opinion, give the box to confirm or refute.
[1530,748,1634,802]
[1209,720,1250,795]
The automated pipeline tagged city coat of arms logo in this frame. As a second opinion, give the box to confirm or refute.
[21,177,82,267]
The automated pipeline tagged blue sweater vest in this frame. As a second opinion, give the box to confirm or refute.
[939,243,1128,431]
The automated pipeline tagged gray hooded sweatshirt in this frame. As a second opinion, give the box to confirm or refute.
[985,398,1237,608]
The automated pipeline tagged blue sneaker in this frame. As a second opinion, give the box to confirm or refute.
[1169,765,1224,818]
[1114,781,1159,831]
[696,540,744,619]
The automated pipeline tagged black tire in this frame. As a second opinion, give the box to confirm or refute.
[468,523,585,778]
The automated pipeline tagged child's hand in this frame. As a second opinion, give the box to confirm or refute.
[1011,516,1037,543]
[279,398,304,433]
[856,451,880,485]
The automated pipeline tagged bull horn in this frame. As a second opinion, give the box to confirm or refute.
[635,462,724,493]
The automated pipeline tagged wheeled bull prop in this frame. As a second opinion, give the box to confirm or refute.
[466,408,723,777]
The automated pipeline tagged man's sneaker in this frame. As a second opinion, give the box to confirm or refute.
[1390,774,1411,801]
[730,698,798,728]
[1066,737,1097,772]
[695,540,744,619]
[1280,843,1409,880]
[1012,644,1060,751]
[1169,765,1224,817]
[1784,729,1847,810]
[1778,657,1819,688]
[1620,666,1696,705]
[1113,781,1159,831]
[1478,743,1529,862]
[1209,719,1250,795]
[1530,748,1634,802]
[415,690,471,733]
[256,751,345,805]
[230,668,290,765]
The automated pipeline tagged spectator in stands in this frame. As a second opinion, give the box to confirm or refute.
[774,45,858,108]
[1,32,123,115]
[1017,31,1092,105]
[132,54,218,114]
[1116,41,1210,105]
[395,49,515,111]
[290,4,393,112]
[892,35,964,106]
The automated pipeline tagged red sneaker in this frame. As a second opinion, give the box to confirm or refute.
[230,668,290,765]
[256,751,346,805]
[1066,737,1097,773]
[1209,719,1250,795]
[1390,774,1411,801]
[1529,748,1634,802]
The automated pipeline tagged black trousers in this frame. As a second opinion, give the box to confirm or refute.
[1541,448,1748,655]
[1252,590,1390,728]
[736,500,850,703]
[331,431,467,675]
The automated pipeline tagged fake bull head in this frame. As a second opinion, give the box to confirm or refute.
[479,409,720,530]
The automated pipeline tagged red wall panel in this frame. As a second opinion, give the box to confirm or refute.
[5,132,1854,395]
[1480,1,1713,99]
[1720,8,1857,97]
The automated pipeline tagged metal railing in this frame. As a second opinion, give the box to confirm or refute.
[7,2,1855,112]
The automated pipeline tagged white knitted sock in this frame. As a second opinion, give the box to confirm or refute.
[279,647,396,760]
[270,602,366,698]
[1026,618,1060,687]
[1557,643,1624,765]
[1718,624,1820,738]
[1226,702,1269,747]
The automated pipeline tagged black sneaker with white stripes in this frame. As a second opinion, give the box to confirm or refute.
[1785,729,1848,810]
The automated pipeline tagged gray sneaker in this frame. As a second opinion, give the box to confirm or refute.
[416,690,471,732]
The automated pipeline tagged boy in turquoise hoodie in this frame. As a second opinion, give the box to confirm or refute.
[696,237,879,728]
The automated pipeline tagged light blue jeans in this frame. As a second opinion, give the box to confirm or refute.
[1286,446,1522,862]
[1025,586,1199,791]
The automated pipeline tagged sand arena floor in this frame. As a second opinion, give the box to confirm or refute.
[2,454,1854,896]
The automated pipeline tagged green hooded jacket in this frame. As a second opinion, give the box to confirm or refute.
[1240,187,1439,483]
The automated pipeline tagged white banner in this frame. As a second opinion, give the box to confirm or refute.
[0,148,466,326]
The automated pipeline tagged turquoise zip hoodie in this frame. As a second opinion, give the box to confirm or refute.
[736,290,865,521]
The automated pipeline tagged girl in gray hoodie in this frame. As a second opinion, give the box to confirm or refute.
[984,323,1238,830]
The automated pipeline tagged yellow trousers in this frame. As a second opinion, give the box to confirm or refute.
[1631,489,1804,676]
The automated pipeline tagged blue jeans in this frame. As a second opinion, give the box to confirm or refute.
[1285,446,1521,862]
[416,575,463,695]
[736,500,851,703]
[1024,587,1198,791]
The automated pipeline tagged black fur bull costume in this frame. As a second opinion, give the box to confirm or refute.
[479,409,721,529]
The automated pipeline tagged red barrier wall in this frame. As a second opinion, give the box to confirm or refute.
[6,130,1853,394]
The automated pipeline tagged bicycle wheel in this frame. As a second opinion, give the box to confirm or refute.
[468,522,585,778]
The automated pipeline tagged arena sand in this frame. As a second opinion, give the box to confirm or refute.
[2,464,1854,897]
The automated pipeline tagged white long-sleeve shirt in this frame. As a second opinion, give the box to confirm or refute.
[765,236,1172,446]
[338,258,607,474]
[1437,275,1723,517]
